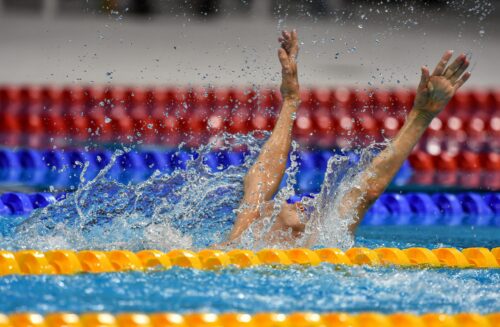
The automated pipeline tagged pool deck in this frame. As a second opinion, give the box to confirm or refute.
[0,6,499,89]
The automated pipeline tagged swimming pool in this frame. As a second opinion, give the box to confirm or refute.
[0,85,499,326]
[0,223,498,315]
[0,263,498,315]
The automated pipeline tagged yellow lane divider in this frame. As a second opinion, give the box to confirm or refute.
[0,247,498,275]
[0,312,499,327]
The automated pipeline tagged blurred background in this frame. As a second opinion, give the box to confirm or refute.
[0,0,498,200]
[0,0,498,87]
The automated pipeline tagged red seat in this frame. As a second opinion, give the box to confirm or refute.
[434,152,458,171]
[312,106,335,148]
[335,114,355,149]
[390,88,414,124]
[457,151,481,171]
[409,151,435,171]
[482,152,500,171]
[332,87,354,116]
[229,88,253,135]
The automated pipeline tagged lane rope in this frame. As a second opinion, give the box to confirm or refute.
[0,312,499,327]
[1,247,499,275]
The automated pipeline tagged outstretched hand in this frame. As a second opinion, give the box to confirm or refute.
[278,30,300,100]
[413,51,471,117]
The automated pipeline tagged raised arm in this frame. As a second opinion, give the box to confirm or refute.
[342,51,471,231]
[227,30,301,243]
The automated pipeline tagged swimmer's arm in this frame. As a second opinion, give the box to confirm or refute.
[226,30,301,243]
[226,96,299,243]
[342,51,471,231]
[240,30,300,204]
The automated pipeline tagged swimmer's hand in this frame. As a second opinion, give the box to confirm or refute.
[413,51,471,117]
[278,30,300,100]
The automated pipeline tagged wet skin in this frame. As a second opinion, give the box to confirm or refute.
[222,30,471,248]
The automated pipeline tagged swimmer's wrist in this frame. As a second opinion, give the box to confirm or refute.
[410,107,436,124]
[283,95,301,106]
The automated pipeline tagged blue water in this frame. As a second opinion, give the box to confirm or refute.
[0,221,497,249]
[0,134,498,316]
[0,224,498,314]
[0,132,377,251]
[0,265,498,315]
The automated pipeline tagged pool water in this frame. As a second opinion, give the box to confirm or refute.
[0,224,498,315]
[0,135,498,316]
[0,264,498,315]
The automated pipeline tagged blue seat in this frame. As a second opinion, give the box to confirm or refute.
[363,199,390,226]
[1,192,34,215]
[203,152,222,172]
[483,193,500,215]
[166,150,193,171]
[116,152,149,183]
[17,149,46,185]
[380,193,411,225]
[29,192,57,209]
[0,149,20,182]
[406,193,439,225]
[93,151,112,169]
[42,150,70,170]
[226,151,246,166]
[458,193,493,226]
[142,150,169,172]
[431,193,464,226]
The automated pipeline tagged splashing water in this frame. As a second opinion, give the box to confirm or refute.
[1,133,381,252]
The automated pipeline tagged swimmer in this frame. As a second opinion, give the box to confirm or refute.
[224,30,471,247]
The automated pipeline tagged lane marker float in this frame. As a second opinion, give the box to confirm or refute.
[0,247,498,275]
[0,312,499,327]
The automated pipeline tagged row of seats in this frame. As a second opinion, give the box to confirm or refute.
[1,148,499,191]
[0,312,498,327]
[0,192,58,215]
[0,247,498,275]
[1,190,498,226]
[409,150,500,171]
[0,148,407,190]
[0,148,498,175]
[363,192,499,226]
[407,151,500,189]
[0,85,498,149]
[1,85,498,117]
[0,112,497,151]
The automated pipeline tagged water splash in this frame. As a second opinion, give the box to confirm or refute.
[1,134,382,252]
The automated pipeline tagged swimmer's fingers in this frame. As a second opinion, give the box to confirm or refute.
[443,53,467,79]
[278,48,290,71]
[280,31,291,49]
[282,30,291,41]
[453,72,471,91]
[450,57,470,83]
[418,66,430,91]
[432,50,454,76]
[278,37,289,51]
[279,30,298,59]
[289,29,299,60]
